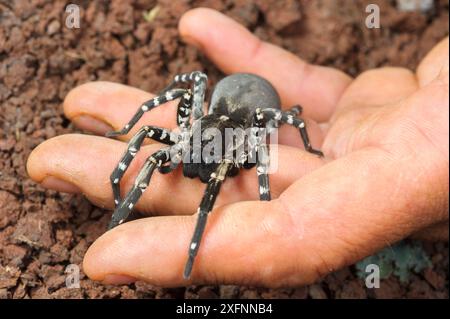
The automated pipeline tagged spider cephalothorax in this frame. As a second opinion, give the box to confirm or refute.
[105,72,323,278]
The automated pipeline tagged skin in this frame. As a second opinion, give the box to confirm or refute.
[26,8,448,287]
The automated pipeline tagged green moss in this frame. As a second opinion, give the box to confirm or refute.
[355,240,432,283]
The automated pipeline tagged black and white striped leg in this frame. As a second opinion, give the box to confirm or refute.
[184,161,232,279]
[297,120,323,156]
[287,104,302,116]
[255,108,324,157]
[281,110,323,156]
[110,126,176,207]
[108,147,171,230]
[284,105,324,155]
[105,88,187,137]
[158,143,184,174]
[176,90,193,130]
[157,71,208,121]
[256,143,271,201]
[172,71,207,120]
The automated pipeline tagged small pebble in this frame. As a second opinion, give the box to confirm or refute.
[46,20,61,35]
[308,284,328,299]
[397,0,434,12]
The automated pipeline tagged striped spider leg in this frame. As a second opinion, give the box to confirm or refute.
[107,72,206,215]
[183,160,233,278]
[108,146,173,229]
[252,105,323,200]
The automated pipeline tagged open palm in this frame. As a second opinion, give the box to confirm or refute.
[27,9,449,287]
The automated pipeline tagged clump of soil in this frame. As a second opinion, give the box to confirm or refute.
[0,0,448,299]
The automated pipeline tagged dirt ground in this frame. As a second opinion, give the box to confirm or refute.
[0,0,448,299]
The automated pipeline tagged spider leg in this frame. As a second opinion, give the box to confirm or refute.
[290,116,324,156]
[250,116,272,200]
[256,108,324,157]
[256,143,271,201]
[108,147,171,230]
[184,161,232,279]
[158,164,175,174]
[105,88,187,138]
[172,71,208,120]
[156,71,208,121]
[176,89,193,130]
[110,126,177,207]
[287,104,302,116]
[158,142,186,174]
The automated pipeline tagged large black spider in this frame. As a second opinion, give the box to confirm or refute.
[105,71,323,279]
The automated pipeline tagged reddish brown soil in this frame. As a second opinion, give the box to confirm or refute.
[0,0,448,299]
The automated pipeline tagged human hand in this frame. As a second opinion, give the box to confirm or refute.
[27,8,448,287]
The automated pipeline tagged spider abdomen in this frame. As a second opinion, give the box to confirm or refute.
[209,73,281,127]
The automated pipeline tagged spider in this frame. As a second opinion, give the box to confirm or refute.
[105,71,323,279]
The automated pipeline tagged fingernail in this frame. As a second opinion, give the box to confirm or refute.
[72,115,114,135]
[102,274,137,285]
[40,176,81,193]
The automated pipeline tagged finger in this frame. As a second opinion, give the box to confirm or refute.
[26,134,325,215]
[64,81,324,148]
[179,8,352,122]
[84,144,446,287]
[417,37,449,87]
[64,81,179,141]
[84,200,323,287]
[335,67,418,112]
[323,67,419,157]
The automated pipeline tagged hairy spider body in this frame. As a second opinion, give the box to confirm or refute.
[105,72,323,279]
[183,74,281,182]
[182,113,242,182]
